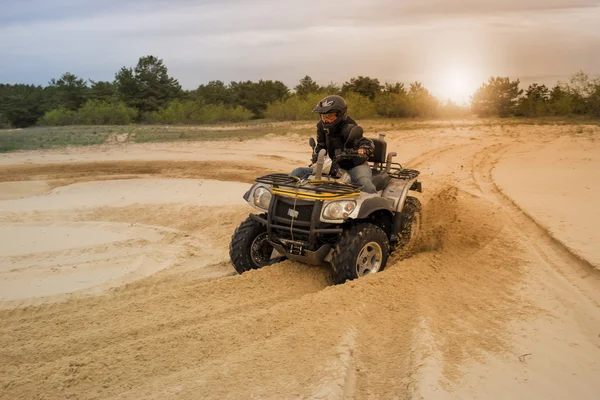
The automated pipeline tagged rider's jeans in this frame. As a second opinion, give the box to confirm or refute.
[290,163,377,193]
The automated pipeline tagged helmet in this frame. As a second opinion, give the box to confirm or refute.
[312,95,347,129]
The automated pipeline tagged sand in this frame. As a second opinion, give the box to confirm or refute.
[0,123,599,399]
[494,136,600,268]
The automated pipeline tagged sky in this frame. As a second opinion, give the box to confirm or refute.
[1,0,600,102]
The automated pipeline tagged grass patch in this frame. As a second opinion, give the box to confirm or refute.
[129,125,313,143]
[0,123,314,152]
[1,116,598,153]
[0,126,115,152]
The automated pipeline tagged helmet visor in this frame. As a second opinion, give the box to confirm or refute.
[320,112,338,124]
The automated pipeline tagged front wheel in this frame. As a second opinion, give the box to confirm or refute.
[229,214,281,274]
[330,223,390,284]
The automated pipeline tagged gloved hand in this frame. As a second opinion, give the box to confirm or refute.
[358,147,371,158]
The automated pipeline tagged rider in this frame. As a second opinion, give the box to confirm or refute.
[291,95,377,193]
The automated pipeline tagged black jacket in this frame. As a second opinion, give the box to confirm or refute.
[315,117,374,170]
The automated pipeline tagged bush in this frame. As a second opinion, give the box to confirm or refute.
[0,114,11,129]
[39,107,77,126]
[147,100,253,124]
[264,93,323,121]
[265,92,378,120]
[374,93,411,118]
[77,100,138,124]
[39,101,137,126]
[343,92,378,119]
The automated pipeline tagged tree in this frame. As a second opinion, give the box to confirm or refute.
[0,84,50,128]
[341,76,382,100]
[374,92,410,117]
[294,76,321,97]
[407,82,438,117]
[562,71,600,115]
[321,82,341,95]
[471,77,523,117]
[48,72,89,111]
[383,82,406,95]
[89,80,116,103]
[374,83,409,117]
[229,80,289,118]
[518,83,550,116]
[115,55,182,114]
[193,80,233,105]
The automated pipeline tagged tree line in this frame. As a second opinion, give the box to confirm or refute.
[1,55,598,128]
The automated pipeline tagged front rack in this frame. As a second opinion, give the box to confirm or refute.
[255,173,298,187]
[256,173,361,198]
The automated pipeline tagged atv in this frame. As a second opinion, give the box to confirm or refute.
[229,128,422,284]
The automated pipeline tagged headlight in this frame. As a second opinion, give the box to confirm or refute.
[253,187,272,210]
[323,200,356,220]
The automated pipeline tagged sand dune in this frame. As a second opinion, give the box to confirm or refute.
[1,123,599,399]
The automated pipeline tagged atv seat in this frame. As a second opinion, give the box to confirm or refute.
[371,170,391,191]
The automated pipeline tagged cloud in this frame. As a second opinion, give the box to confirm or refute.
[1,0,599,89]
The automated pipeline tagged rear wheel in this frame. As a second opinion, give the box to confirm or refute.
[229,214,282,274]
[330,223,390,284]
[395,196,422,251]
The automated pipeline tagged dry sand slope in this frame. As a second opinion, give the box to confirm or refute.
[1,124,600,399]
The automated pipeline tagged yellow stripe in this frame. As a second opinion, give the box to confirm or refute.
[272,188,359,200]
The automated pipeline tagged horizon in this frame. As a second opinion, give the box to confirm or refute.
[2,0,600,103]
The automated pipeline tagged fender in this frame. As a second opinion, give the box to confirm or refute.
[381,177,419,213]
[357,196,394,219]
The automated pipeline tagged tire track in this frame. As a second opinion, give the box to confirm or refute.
[471,144,600,305]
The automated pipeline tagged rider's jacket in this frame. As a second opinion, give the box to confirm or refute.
[315,117,375,170]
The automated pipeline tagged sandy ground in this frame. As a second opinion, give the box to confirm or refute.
[1,123,599,399]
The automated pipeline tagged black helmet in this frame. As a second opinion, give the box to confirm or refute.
[312,95,347,129]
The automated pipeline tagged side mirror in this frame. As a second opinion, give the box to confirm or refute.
[309,137,316,149]
[345,126,363,147]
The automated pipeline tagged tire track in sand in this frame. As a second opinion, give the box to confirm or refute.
[472,143,600,305]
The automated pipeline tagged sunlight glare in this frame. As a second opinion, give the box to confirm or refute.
[434,66,481,105]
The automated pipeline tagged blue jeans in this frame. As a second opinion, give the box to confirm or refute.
[291,163,377,193]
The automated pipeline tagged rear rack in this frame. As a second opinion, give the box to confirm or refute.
[373,163,420,180]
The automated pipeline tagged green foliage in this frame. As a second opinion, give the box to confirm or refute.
[374,92,410,118]
[343,92,378,119]
[115,55,182,114]
[407,82,438,117]
[39,107,77,126]
[48,72,89,111]
[76,101,138,125]
[2,61,599,129]
[0,126,113,152]
[89,80,116,102]
[146,100,253,124]
[0,84,51,128]
[294,76,322,97]
[383,83,407,95]
[40,101,137,126]
[342,76,382,100]
[266,92,378,120]
[265,93,323,120]
[0,113,10,129]
[192,80,233,105]
[518,84,550,117]
[229,80,289,118]
[472,77,523,117]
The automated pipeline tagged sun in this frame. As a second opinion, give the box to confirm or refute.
[433,67,481,105]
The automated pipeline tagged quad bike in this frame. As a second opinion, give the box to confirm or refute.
[229,127,422,284]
